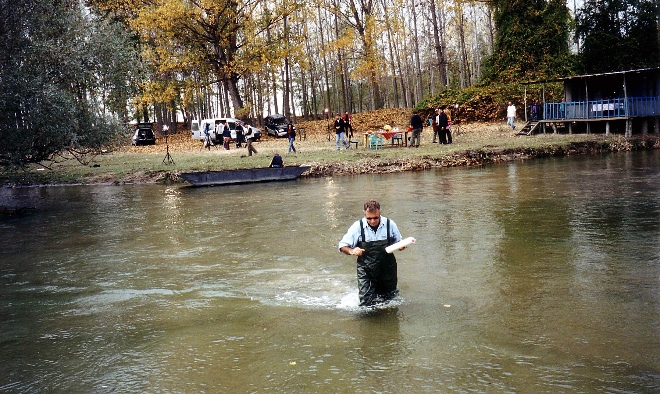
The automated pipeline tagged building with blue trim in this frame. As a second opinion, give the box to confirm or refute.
[521,68,660,136]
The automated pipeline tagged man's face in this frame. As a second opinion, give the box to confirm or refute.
[364,209,381,227]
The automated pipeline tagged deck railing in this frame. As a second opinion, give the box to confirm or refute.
[543,96,660,120]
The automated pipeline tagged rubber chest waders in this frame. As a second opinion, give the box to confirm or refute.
[356,218,398,306]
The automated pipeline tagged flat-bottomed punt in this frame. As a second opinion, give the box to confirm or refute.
[179,166,310,187]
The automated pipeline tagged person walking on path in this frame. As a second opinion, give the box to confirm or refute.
[334,113,350,150]
[244,123,258,156]
[507,102,516,130]
[339,200,405,307]
[287,123,297,153]
[437,108,449,144]
[409,111,424,147]
[203,122,213,150]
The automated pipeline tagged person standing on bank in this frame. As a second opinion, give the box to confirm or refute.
[286,123,297,153]
[235,122,244,148]
[409,111,424,147]
[339,200,405,307]
[222,122,232,150]
[445,108,453,144]
[437,107,449,144]
[334,113,350,150]
[432,109,440,143]
[343,111,353,139]
[507,101,516,130]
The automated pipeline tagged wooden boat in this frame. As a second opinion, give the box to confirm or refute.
[179,166,310,187]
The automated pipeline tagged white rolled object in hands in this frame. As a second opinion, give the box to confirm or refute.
[385,237,416,254]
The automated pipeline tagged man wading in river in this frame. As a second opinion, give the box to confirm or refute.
[339,200,405,306]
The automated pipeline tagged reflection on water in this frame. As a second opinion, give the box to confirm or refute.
[1,151,659,392]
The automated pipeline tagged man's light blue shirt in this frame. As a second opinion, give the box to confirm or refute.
[338,215,402,252]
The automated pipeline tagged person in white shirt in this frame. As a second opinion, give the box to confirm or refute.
[507,102,516,130]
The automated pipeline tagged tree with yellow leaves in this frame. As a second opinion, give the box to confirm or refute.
[91,0,301,119]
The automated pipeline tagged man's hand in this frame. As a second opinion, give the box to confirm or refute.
[341,246,364,256]
[350,247,365,256]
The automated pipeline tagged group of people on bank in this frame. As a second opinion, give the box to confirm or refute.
[204,100,552,155]
[408,107,454,147]
[203,121,258,155]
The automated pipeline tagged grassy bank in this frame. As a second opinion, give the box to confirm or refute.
[2,119,659,187]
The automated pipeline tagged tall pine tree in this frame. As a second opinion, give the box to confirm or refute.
[576,0,660,73]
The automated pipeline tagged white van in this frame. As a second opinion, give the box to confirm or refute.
[191,118,261,143]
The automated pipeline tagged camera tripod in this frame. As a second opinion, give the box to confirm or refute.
[162,127,174,165]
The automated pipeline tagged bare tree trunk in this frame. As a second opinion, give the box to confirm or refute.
[429,0,448,90]
[271,68,278,115]
[398,12,412,107]
[487,6,495,55]
[382,0,401,107]
[303,27,318,117]
[410,0,423,103]
[333,0,347,113]
[223,81,232,117]
[283,15,291,117]
[457,7,469,88]
[395,37,408,108]
[346,0,383,110]
[471,6,481,84]
[316,5,331,113]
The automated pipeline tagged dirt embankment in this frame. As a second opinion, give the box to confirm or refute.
[5,108,660,187]
[300,138,660,177]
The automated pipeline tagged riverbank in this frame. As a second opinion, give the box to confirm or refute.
[2,118,660,187]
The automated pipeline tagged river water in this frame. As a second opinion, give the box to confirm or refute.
[1,151,659,393]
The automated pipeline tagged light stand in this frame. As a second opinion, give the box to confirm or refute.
[453,103,462,136]
[324,108,331,141]
[162,124,174,165]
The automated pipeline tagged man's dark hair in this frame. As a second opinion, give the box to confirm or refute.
[364,200,380,212]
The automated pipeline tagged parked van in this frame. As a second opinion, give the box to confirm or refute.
[191,118,261,144]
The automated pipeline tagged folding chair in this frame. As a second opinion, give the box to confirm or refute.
[368,134,383,150]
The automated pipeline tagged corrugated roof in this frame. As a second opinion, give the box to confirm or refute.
[521,67,660,85]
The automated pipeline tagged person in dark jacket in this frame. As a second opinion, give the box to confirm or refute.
[334,113,350,150]
[287,124,297,153]
[235,122,244,148]
[437,108,449,144]
[409,111,424,147]
[269,153,283,168]
[222,123,231,150]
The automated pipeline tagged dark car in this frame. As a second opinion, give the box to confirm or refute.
[264,114,294,138]
[132,123,156,146]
